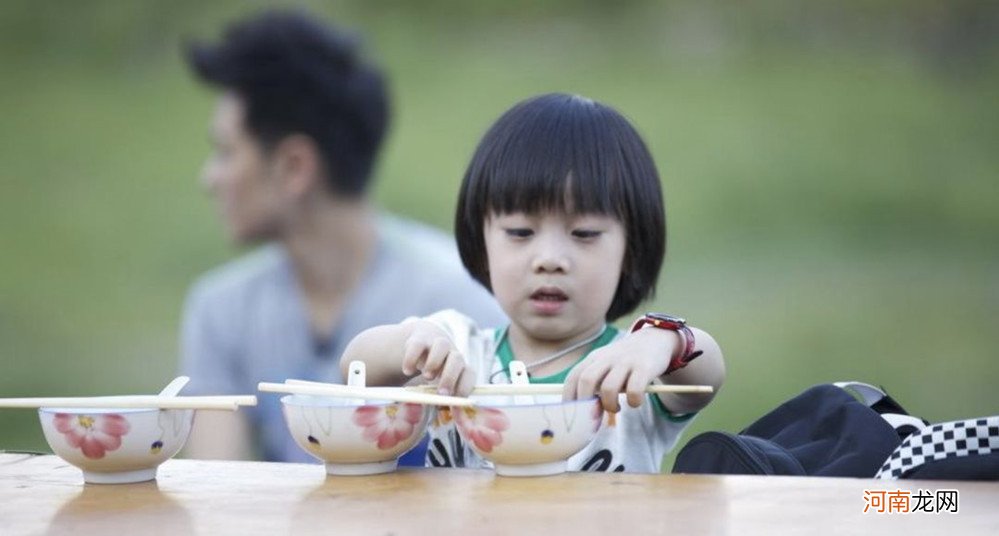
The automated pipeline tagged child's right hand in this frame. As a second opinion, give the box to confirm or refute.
[401,320,476,397]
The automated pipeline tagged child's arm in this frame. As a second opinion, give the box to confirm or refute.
[648,326,725,414]
[563,324,725,414]
[339,312,478,396]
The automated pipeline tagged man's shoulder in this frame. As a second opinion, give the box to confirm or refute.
[377,214,468,272]
[378,213,457,254]
[187,245,286,302]
[375,213,506,325]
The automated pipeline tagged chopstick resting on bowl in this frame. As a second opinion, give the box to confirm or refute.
[260,381,476,407]
[0,395,258,411]
[284,379,713,396]
[451,384,714,395]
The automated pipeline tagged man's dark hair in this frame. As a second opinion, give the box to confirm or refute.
[455,93,667,321]
[186,10,388,196]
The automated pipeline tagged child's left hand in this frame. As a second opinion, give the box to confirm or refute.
[562,327,682,412]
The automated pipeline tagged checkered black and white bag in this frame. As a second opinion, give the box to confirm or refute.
[673,381,998,480]
[876,416,999,480]
[840,381,999,481]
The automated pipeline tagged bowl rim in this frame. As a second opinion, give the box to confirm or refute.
[279,394,422,408]
[458,394,600,409]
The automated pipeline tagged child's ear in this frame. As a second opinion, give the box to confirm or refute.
[273,134,323,197]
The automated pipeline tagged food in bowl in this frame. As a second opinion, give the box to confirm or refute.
[281,394,432,475]
[38,407,194,484]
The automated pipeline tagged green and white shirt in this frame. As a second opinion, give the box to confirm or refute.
[421,309,695,473]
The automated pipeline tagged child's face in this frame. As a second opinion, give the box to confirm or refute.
[483,210,625,343]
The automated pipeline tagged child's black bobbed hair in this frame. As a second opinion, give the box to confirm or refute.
[455,93,666,321]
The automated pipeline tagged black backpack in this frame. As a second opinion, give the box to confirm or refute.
[672,382,999,480]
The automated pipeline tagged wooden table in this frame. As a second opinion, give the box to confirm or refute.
[1,453,995,535]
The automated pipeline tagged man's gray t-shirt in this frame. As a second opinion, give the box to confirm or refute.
[180,214,505,462]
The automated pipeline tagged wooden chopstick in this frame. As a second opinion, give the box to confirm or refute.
[259,382,475,407]
[456,384,715,395]
[285,379,713,396]
[0,395,258,411]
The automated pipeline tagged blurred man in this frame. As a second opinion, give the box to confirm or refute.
[180,10,504,463]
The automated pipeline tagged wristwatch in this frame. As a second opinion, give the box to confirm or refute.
[630,313,703,374]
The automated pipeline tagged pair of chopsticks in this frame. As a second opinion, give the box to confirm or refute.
[407,384,714,396]
[259,381,477,407]
[259,379,713,407]
[0,380,714,410]
[0,395,258,411]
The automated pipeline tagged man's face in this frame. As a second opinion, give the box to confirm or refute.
[201,93,286,244]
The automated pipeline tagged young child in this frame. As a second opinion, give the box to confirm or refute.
[340,93,725,473]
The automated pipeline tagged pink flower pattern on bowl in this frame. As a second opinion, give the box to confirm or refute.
[454,406,510,453]
[52,413,131,459]
[352,403,424,450]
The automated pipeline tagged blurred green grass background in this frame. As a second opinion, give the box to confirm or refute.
[1,1,996,471]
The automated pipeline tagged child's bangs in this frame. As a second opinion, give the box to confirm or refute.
[483,167,619,219]
[479,114,625,219]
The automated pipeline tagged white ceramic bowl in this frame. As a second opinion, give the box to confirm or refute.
[451,395,603,476]
[38,407,194,484]
[281,394,432,475]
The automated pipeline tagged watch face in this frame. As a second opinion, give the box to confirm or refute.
[647,312,686,325]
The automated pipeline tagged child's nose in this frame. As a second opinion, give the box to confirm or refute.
[531,242,570,274]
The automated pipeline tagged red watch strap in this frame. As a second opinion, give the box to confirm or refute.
[666,325,703,374]
[630,316,703,374]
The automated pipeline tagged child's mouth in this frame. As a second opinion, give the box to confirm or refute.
[530,288,568,314]
[531,289,568,301]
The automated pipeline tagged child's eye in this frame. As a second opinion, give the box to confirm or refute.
[504,228,533,238]
[572,229,602,240]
